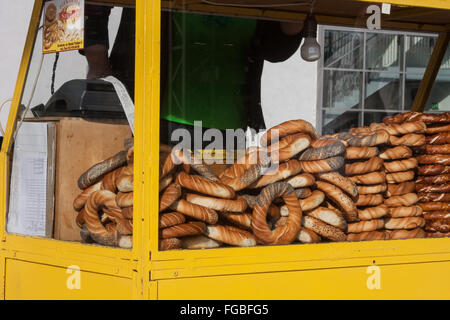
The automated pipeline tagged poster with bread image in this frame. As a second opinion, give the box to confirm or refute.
[43,0,84,54]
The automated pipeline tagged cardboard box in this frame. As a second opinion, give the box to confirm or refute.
[26,118,132,241]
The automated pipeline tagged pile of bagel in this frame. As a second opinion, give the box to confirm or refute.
[73,145,134,248]
[385,112,450,238]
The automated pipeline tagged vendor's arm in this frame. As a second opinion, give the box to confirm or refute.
[80,5,113,79]
[259,20,303,62]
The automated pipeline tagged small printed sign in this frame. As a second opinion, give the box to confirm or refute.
[42,0,84,54]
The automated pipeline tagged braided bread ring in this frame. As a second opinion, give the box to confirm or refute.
[176,171,235,199]
[386,170,415,183]
[426,231,450,238]
[269,133,311,162]
[388,205,423,218]
[426,132,450,145]
[418,193,450,203]
[73,181,102,211]
[122,206,133,219]
[252,182,302,245]
[419,144,450,155]
[299,156,344,173]
[379,146,412,160]
[159,183,181,212]
[370,121,426,135]
[345,157,383,175]
[347,219,385,233]
[348,171,386,185]
[100,167,124,193]
[385,181,415,196]
[159,212,186,228]
[159,238,182,251]
[159,174,173,193]
[416,183,450,193]
[170,199,219,224]
[206,225,257,247]
[116,192,133,208]
[389,133,425,147]
[316,172,358,198]
[357,205,389,220]
[347,231,388,242]
[285,173,315,188]
[161,221,206,239]
[250,159,301,189]
[357,183,387,195]
[417,155,450,165]
[221,212,252,230]
[261,119,318,146]
[417,165,450,176]
[384,217,425,230]
[115,164,133,192]
[349,126,371,135]
[305,206,347,231]
[419,202,450,211]
[423,211,450,220]
[346,130,390,147]
[383,158,417,173]
[298,139,345,161]
[425,123,450,134]
[297,228,321,243]
[345,146,379,160]
[181,235,221,249]
[301,216,346,241]
[416,174,450,184]
[315,181,357,222]
[384,193,418,207]
[387,228,426,240]
[356,194,384,207]
[425,219,450,233]
[185,193,247,213]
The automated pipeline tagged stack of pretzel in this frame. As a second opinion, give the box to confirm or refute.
[322,128,389,241]
[385,112,450,238]
[73,144,134,248]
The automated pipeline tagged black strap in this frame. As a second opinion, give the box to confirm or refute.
[51,52,59,95]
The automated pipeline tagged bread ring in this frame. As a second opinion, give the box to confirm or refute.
[388,205,423,218]
[100,167,124,193]
[300,156,345,173]
[345,157,383,175]
[356,194,384,207]
[387,227,426,240]
[418,144,450,155]
[115,164,133,192]
[370,121,426,135]
[159,183,182,212]
[161,149,219,181]
[316,171,358,198]
[161,221,206,239]
[389,133,425,147]
[297,228,321,243]
[423,211,450,220]
[426,132,450,145]
[384,217,425,230]
[252,182,302,245]
[315,181,358,222]
[345,146,379,160]
[269,133,311,162]
[185,193,247,212]
[383,158,417,172]
[425,123,450,134]
[301,216,346,241]
[426,231,450,238]
[73,181,102,211]
[159,174,173,193]
[347,219,385,233]
[220,212,252,230]
[347,231,388,241]
[284,173,315,188]
[116,192,133,208]
[385,181,415,196]
[78,150,128,189]
[170,199,219,224]
[348,171,386,185]
[416,174,450,184]
[419,202,450,211]
[298,190,325,211]
[425,219,450,233]
[357,183,387,195]
[347,129,390,147]
[220,161,270,191]
[386,170,415,183]
[250,159,301,189]
[384,193,418,207]
[348,126,372,135]
[121,206,133,219]
[261,119,318,146]
[357,205,389,220]
[417,154,450,165]
[416,183,450,193]
[159,212,186,228]
[294,188,312,199]
[305,206,347,230]
[418,192,450,203]
[379,146,412,160]
[181,235,221,249]
[206,225,257,247]
[176,171,235,199]
[383,111,450,124]
[159,238,182,251]
[417,164,450,176]
[298,139,345,161]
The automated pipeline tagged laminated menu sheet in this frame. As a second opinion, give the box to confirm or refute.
[7,122,55,237]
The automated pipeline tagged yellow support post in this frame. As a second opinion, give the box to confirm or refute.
[412,32,450,112]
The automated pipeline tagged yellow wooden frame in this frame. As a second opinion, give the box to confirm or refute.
[1,0,450,299]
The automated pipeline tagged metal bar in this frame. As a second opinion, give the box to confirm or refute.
[411,32,450,112]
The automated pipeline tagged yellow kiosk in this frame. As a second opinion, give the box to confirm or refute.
[1,0,449,299]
